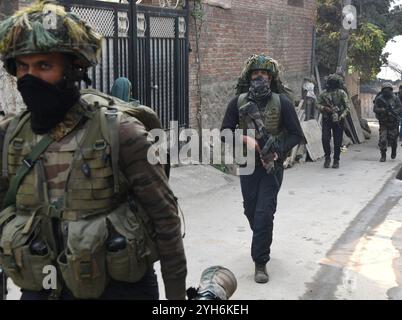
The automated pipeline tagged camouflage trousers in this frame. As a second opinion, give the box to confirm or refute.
[378,124,399,151]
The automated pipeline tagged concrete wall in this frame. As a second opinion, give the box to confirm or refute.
[188,0,317,130]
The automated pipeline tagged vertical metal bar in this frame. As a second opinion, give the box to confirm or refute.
[174,17,180,124]
[145,14,152,107]
[139,38,143,102]
[151,38,155,109]
[164,38,169,130]
[184,7,190,127]
[92,66,96,89]
[169,38,173,129]
[119,39,122,78]
[157,38,162,124]
[100,46,104,92]
[106,38,111,93]
[131,2,138,99]
[141,38,144,103]
[113,8,119,85]
[128,3,133,90]
[123,38,126,77]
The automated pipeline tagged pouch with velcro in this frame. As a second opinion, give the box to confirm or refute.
[57,215,109,299]
[0,208,56,291]
[105,203,158,283]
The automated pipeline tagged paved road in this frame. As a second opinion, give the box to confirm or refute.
[6,122,402,300]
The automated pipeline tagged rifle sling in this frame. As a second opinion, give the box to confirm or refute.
[2,135,53,209]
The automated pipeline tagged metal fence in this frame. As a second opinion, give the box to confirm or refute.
[59,0,189,129]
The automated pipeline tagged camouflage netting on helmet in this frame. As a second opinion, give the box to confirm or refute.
[0,0,102,75]
[381,82,393,91]
[235,54,295,102]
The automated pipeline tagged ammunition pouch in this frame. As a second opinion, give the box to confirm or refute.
[0,202,159,299]
[0,206,57,291]
[56,202,158,299]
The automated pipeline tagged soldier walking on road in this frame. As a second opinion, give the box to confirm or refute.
[317,74,350,169]
[221,54,303,284]
[373,82,402,162]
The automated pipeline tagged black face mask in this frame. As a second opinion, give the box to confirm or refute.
[249,76,271,101]
[17,74,80,134]
[382,89,393,99]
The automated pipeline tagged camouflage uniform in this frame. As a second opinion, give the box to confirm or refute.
[317,74,351,168]
[0,0,186,300]
[373,82,402,161]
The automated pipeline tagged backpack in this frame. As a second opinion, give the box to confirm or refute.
[79,89,170,178]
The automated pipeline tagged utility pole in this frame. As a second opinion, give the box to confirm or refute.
[336,0,354,76]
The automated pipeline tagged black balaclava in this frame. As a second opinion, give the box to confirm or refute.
[326,79,340,91]
[382,88,393,99]
[16,59,81,134]
[249,75,271,101]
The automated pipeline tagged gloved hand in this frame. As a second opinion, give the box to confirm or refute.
[260,152,278,167]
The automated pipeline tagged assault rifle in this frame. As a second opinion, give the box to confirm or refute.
[322,95,341,123]
[238,101,279,174]
[377,97,399,121]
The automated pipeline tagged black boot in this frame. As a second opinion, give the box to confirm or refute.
[254,263,269,283]
[391,146,397,159]
[380,151,386,162]
[332,160,339,169]
[324,158,331,168]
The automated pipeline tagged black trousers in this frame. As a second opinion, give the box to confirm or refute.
[239,166,284,265]
[20,268,159,300]
[322,117,344,161]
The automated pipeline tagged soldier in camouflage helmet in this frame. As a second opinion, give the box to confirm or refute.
[0,0,186,300]
[221,54,303,284]
[373,82,402,162]
[235,54,295,102]
[317,73,351,169]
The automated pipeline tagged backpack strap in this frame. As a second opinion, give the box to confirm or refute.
[2,111,30,177]
[99,107,122,194]
[2,135,53,209]
[237,93,249,110]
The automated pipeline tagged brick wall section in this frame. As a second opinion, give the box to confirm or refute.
[188,0,317,129]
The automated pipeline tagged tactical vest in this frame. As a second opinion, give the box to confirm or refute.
[375,94,400,126]
[0,94,159,299]
[237,92,283,137]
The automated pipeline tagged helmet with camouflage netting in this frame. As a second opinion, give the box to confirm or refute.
[235,53,294,102]
[0,0,102,76]
[381,82,394,91]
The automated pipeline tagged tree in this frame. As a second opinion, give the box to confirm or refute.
[316,0,402,81]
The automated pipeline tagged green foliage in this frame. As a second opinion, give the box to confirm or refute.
[191,0,204,21]
[349,22,387,81]
[316,0,402,81]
